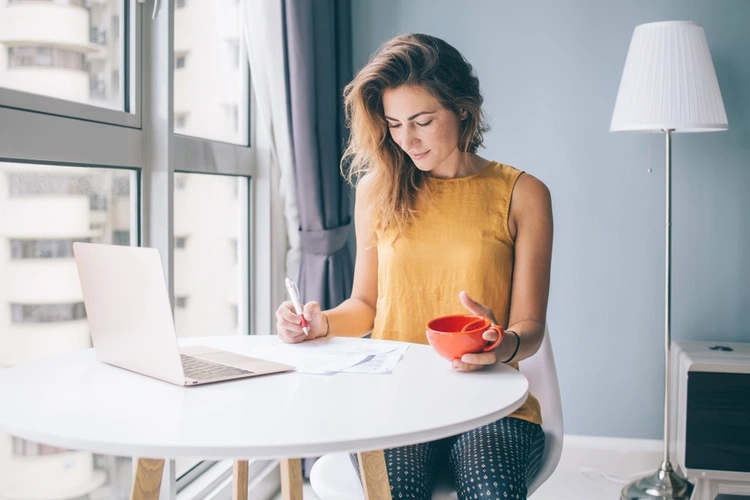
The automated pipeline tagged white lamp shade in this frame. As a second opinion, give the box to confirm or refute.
[610,21,728,132]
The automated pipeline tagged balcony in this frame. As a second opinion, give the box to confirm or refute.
[0,2,97,53]
[4,197,94,238]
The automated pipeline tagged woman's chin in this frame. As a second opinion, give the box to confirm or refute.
[412,161,435,173]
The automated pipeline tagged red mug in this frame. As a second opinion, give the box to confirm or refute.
[425,314,503,361]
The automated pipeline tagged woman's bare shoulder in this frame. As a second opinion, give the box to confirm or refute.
[513,172,551,208]
[509,172,552,239]
[354,172,377,203]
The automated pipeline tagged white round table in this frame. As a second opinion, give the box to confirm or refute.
[0,336,528,499]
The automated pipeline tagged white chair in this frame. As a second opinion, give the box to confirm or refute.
[310,325,563,500]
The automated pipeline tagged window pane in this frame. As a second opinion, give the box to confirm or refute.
[0,162,135,500]
[174,172,247,337]
[174,0,248,144]
[0,0,124,110]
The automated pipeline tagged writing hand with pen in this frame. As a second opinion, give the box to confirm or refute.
[275,278,328,343]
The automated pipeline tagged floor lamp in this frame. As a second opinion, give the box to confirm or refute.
[610,21,728,500]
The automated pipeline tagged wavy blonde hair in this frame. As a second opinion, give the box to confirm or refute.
[342,33,489,236]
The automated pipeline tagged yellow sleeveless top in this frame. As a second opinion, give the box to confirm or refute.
[372,161,542,425]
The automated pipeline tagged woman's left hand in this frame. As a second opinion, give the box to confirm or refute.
[453,291,502,372]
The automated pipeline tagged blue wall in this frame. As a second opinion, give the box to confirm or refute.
[351,0,750,439]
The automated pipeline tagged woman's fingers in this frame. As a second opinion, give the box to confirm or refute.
[482,329,499,342]
[458,291,498,325]
[452,350,499,371]
[302,301,326,338]
[276,302,301,328]
[275,301,311,343]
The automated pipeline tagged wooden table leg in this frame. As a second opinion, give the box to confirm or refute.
[233,460,249,500]
[357,450,392,500]
[130,458,165,500]
[280,458,303,500]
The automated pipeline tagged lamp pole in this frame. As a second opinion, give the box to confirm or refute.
[664,128,672,468]
[621,129,693,500]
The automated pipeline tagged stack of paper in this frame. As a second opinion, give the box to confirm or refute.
[249,338,408,374]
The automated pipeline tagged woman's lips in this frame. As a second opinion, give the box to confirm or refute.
[411,150,430,160]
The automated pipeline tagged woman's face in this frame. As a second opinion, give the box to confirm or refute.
[382,84,464,178]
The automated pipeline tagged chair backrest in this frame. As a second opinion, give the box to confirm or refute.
[518,325,563,496]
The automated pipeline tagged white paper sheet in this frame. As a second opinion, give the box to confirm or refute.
[248,338,408,374]
[340,343,409,374]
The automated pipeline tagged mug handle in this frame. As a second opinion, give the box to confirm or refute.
[460,318,487,333]
[482,325,504,352]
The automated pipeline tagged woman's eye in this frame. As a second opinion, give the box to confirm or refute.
[387,123,401,129]
[417,120,433,127]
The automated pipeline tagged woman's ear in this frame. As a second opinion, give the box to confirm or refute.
[460,109,468,120]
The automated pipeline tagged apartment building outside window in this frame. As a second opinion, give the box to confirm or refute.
[0,0,257,497]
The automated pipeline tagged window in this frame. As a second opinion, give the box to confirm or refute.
[173,0,248,144]
[230,304,238,329]
[0,0,259,495]
[10,238,92,259]
[230,237,238,263]
[113,175,130,195]
[1,0,126,113]
[112,230,130,245]
[8,47,86,72]
[8,0,85,5]
[227,104,239,132]
[228,40,240,68]
[11,303,86,324]
[13,437,67,457]
[8,173,90,196]
[90,25,108,45]
[173,173,248,338]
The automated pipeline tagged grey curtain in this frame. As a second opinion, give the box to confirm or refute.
[284,0,353,309]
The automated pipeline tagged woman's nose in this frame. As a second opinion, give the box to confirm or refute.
[401,127,418,149]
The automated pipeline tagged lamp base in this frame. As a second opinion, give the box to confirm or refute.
[621,461,694,500]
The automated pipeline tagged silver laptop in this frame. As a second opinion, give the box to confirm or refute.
[72,242,294,386]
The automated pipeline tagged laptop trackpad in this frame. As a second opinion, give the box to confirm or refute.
[193,351,257,365]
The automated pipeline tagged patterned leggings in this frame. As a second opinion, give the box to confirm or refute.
[351,417,544,500]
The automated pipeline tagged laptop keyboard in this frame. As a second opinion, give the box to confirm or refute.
[181,354,252,381]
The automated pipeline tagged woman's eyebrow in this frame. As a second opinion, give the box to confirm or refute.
[384,111,435,121]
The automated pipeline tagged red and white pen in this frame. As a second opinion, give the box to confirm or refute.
[284,278,309,336]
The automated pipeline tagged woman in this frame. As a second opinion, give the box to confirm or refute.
[276,33,553,500]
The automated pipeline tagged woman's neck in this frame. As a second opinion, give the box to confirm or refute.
[429,153,488,179]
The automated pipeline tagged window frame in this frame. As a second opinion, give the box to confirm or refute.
[0,0,141,128]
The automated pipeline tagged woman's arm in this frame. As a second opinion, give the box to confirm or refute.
[499,172,553,363]
[449,172,553,370]
[322,176,379,338]
[275,176,379,341]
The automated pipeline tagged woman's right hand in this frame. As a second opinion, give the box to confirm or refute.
[275,300,327,343]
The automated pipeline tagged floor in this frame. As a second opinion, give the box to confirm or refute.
[273,436,749,500]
